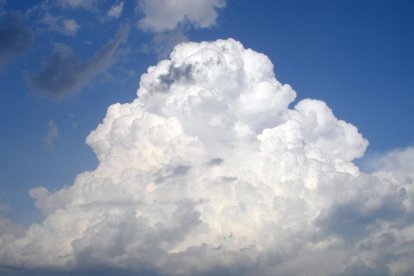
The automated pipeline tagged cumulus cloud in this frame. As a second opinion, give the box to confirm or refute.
[32,25,128,99]
[137,0,226,32]
[0,14,32,69]
[107,2,124,19]
[1,39,414,275]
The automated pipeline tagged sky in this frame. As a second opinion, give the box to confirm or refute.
[0,0,413,275]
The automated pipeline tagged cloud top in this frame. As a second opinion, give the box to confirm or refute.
[1,39,413,275]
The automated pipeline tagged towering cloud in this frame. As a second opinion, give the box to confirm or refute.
[1,39,413,275]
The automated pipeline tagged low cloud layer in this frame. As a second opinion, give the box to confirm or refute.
[0,14,32,69]
[32,25,128,99]
[1,39,413,275]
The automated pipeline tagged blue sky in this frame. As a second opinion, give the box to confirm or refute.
[0,1,414,274]
[0,0,413,229]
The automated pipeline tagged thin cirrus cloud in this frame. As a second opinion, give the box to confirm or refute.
[1,39,413,275]
[149,28,189,59]
[0,14,32,69]
[32,25,129,99]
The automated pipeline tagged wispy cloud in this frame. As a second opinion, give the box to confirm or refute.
[0,14,32,69]
[43,119,59,148]
[62,19,79,36]
[32,25,129,99]
[57,0,96,10]
[149,27,189,59]
[36,11,80,37]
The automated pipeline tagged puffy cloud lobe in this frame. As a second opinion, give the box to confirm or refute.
[137,0,226,32]
[1,39,414,275]
[0,14,32,69]
[32,25,128,99]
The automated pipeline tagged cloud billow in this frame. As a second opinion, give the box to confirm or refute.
[1,39,414,275]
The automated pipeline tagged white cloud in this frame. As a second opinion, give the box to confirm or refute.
[1,39,414,275]
[62,19,79,36]
[137,0,226,32]
[40,12,59,30]
[39,13,79,37]
[43,119,59,147]
[107,2,124,19]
